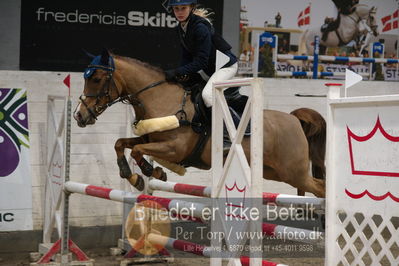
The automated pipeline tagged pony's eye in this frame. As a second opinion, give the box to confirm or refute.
[93,78,101,83]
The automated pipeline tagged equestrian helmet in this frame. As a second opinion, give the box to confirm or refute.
[168,0,197,6]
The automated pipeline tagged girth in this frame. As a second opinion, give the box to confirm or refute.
[179,84,211,169]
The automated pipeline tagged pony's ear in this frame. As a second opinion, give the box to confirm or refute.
[100,49,110,65]
[82,49,95,59]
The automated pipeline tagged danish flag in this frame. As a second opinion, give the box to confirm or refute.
[381,9,398,32]
[298,4,311,27]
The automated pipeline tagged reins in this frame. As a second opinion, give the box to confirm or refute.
[101,80,166,110]
[80,55,192,130]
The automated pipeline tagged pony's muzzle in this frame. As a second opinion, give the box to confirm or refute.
[371,27,378,36]
[73,101,97,127]
[73,110,86,127]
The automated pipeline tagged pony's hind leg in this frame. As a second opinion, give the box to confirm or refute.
[271,162,325,198]
[284,164,325,198]
[298,176,325,198]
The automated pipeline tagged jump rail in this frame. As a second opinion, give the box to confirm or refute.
[66,180,324,245]
[277,54,399,64]
[149,179,325,210]
[272,35,398,79]
[276,71,369,77]
[146,233,287,266]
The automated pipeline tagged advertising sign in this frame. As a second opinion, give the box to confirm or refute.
[0,88,33,231]
[259,32,276,48]
[20,0,223,71]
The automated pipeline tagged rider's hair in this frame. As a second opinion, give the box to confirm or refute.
[193,6,214,23]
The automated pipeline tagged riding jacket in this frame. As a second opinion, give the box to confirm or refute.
[174,14,237,80]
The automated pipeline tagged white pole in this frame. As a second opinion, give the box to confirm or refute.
[253,33,260,77]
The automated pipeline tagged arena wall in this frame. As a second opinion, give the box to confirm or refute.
[0,70,398,230]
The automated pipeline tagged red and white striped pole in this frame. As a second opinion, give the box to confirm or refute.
[64,181,208,221]
[262,223,323,245]
[146,233,287,266]
[149,179,325,209]
[263,192,325,209]
[64,181,138,204]
[149,179,212,197]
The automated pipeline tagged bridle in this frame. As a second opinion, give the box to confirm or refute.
[366,8,378,34]
[77,64,116,120]
[77,56,166,121]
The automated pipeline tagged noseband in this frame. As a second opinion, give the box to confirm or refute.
[78,57,165,121]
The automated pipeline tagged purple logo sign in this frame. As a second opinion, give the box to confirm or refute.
[0,89,29,177]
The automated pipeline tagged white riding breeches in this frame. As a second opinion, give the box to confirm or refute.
[201,63,238,107]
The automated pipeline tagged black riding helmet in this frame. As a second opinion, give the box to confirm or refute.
[168,0,197,7]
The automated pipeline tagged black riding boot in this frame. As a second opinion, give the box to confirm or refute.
[321,24,329,42]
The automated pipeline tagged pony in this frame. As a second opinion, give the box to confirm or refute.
[299,4,378,55]
[73,50,326,197]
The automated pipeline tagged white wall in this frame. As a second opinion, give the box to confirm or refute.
[0,71,128,229]
[0,71,398,230]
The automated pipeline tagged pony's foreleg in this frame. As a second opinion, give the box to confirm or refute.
[114,137,146,191]
[297,189,305,196]
[130,141,180,182]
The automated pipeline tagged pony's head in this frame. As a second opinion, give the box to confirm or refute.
[74,49,120,127]
[367,6,379,36]
[355,4,378,36]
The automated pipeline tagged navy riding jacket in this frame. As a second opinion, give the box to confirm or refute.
[175,14,237,79]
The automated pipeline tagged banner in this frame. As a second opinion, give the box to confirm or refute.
[0,88,33,231]
[381,9,398,32]
[20,0,223,72]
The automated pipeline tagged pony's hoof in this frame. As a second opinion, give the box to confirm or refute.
[127,174,145,191]
[153,167,167,182]
[134,175,145,191]
[160,171,167,182]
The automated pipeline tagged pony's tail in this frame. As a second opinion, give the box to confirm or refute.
[290,108,326,180]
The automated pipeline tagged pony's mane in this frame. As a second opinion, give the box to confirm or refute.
[112,54,164,74]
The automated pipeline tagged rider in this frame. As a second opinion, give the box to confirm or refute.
[321,0,359,42]
[164,0,238,108]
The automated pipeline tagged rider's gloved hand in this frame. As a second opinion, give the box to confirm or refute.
[164,69,177,82]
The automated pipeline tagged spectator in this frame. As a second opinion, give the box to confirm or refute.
[275,12,282,28]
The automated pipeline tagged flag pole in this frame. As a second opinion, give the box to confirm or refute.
[63,74,71,98]
[396,34,398,81]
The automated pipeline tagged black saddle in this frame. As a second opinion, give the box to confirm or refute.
[178,76,250,168]
[189,84,250,136]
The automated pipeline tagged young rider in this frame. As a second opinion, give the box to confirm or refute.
[164,0,238,108]
[321,0,359,41]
